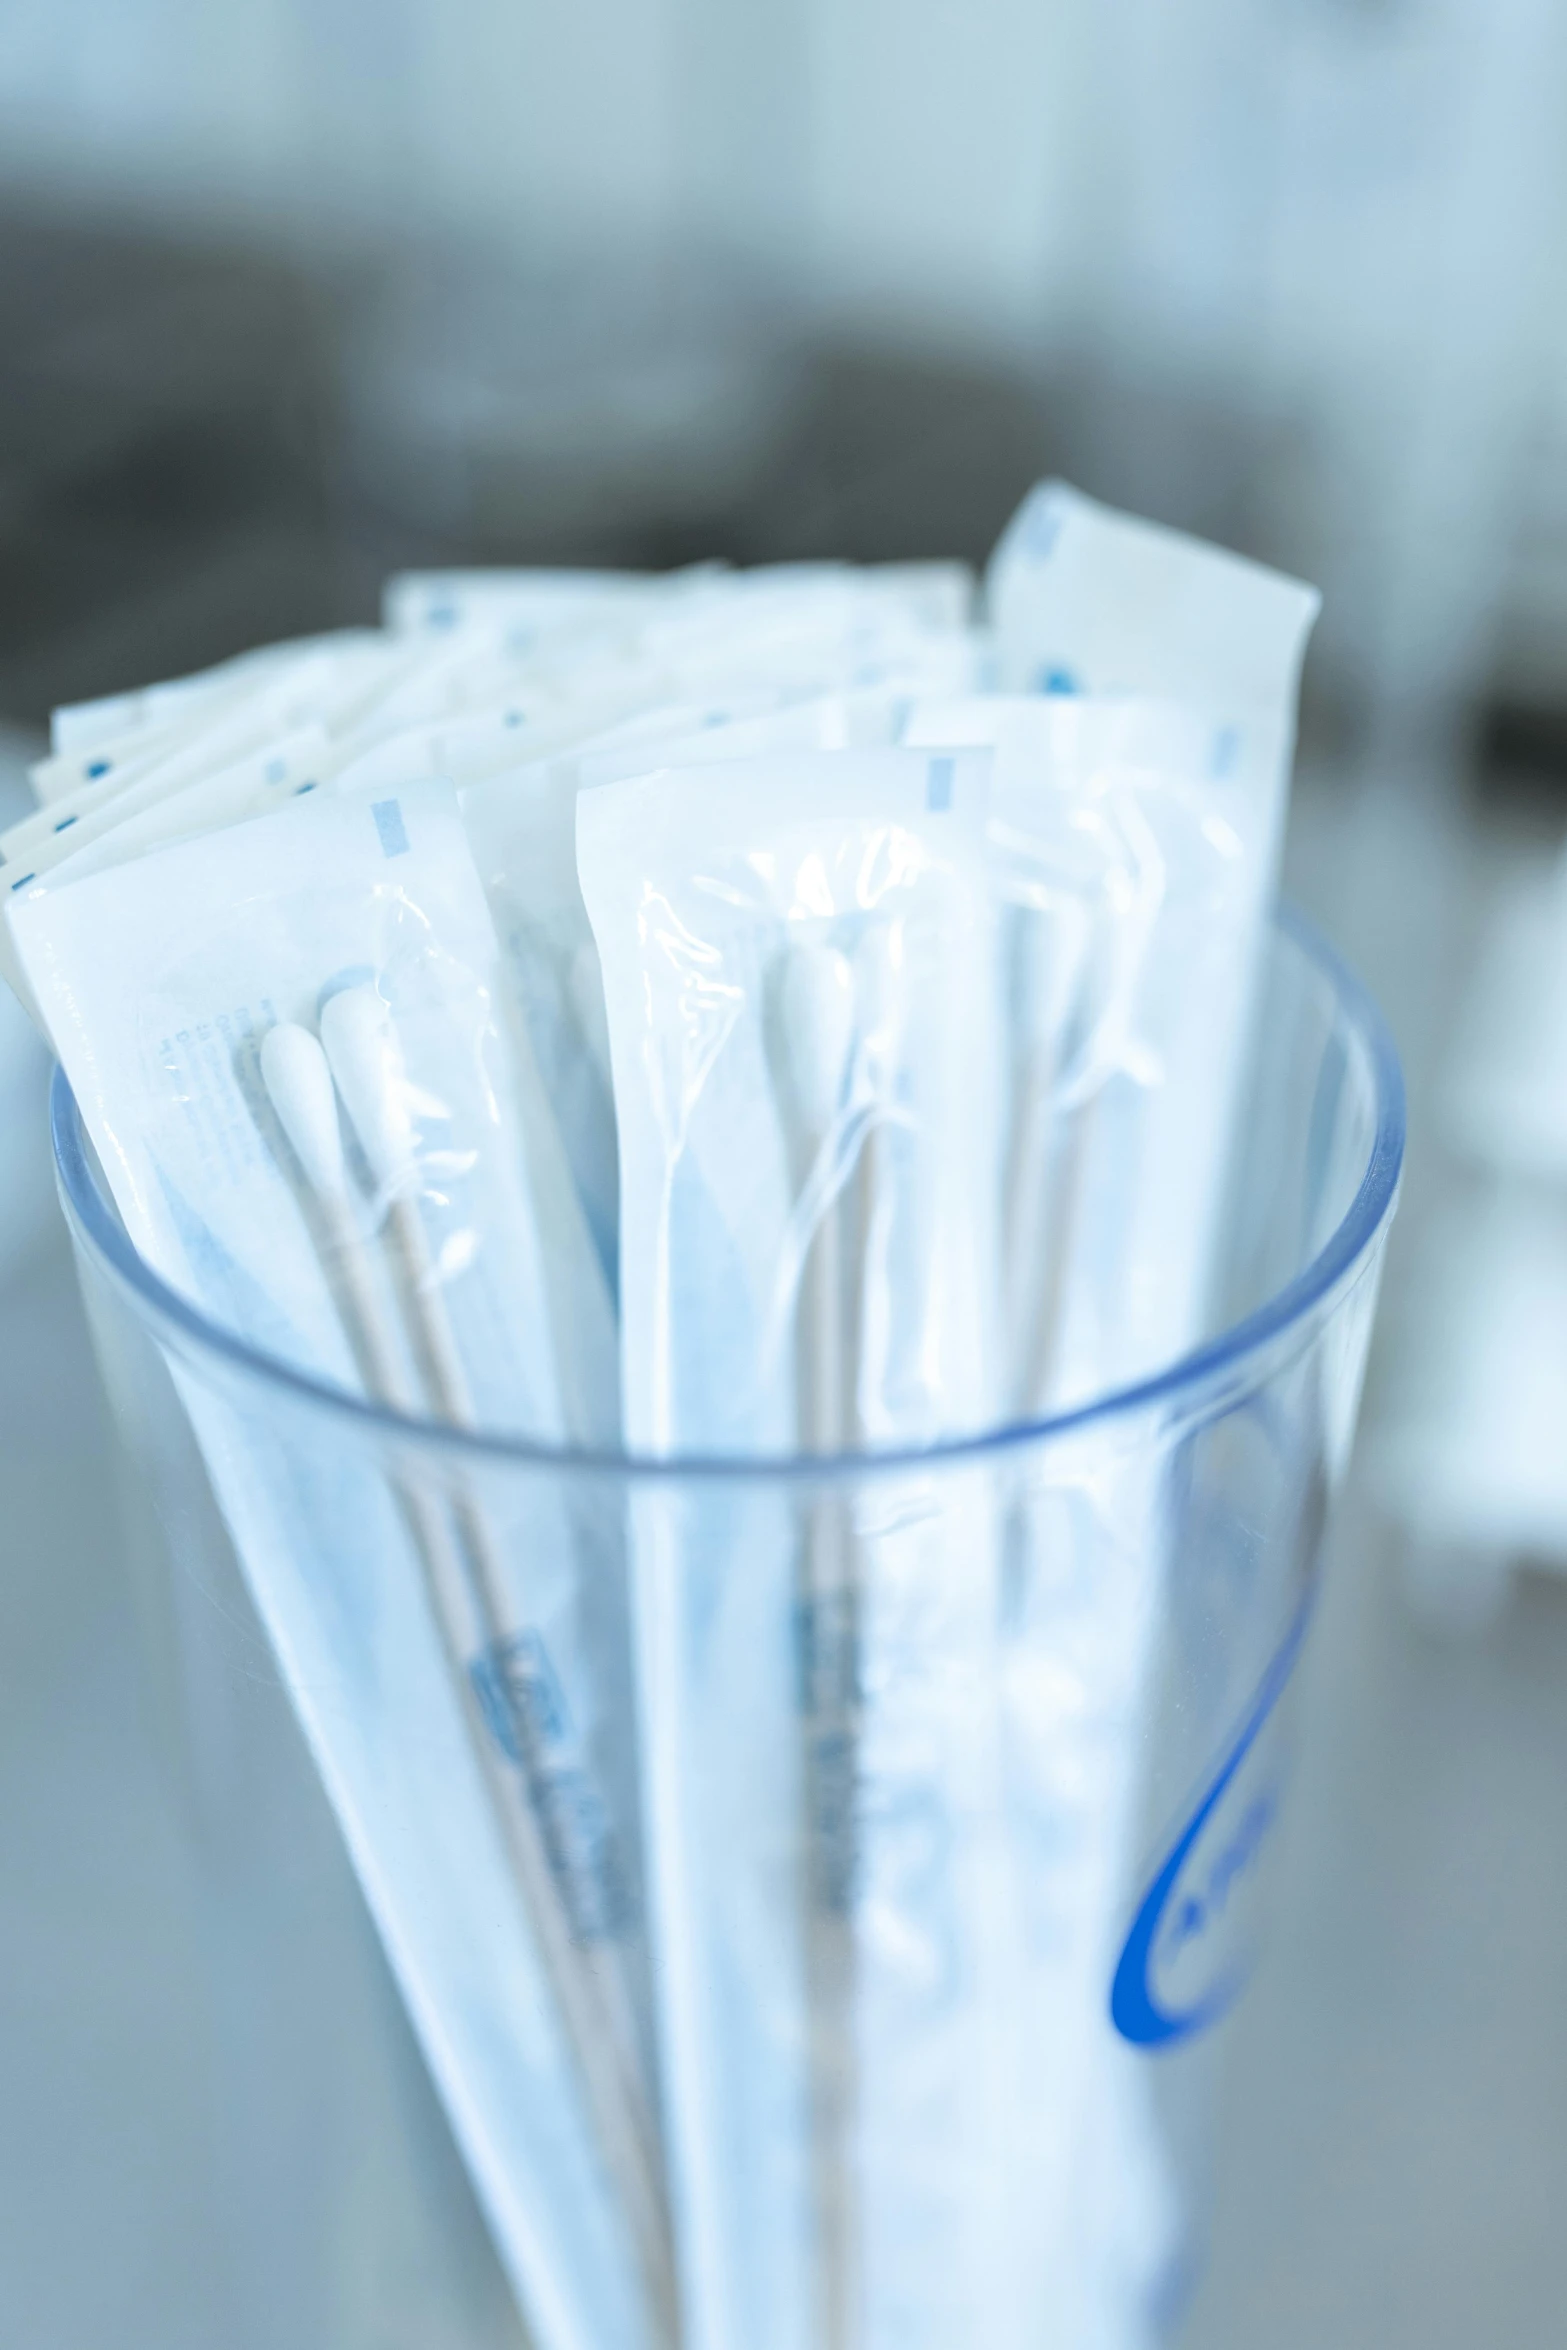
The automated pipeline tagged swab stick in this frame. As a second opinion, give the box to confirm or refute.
[262,1013,678,2340]
[776,940,859,2350]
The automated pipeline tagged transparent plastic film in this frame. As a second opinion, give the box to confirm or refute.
[457,683,931,1301]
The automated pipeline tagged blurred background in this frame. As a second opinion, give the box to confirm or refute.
[6,1,1567,2343]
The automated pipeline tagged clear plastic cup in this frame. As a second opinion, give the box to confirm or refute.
[52,908,1402,2350]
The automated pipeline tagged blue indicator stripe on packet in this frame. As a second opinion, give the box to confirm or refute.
[371,799,410,858]
[925,755,955,812]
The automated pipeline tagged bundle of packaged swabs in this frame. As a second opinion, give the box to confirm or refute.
[3,482,1319,2350]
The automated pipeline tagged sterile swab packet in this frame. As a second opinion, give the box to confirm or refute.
[987,478,1318,714]
[46,628,385,757]
[0,729,333,1028]
[913,500,1318,2342]
[904,689,1297,1403]
[580,747,1015,2350]
[27,634,400,811]
[383,567,695,637]
[5,727,329,895]
[386,560,972,648]
[10,781,668,2350]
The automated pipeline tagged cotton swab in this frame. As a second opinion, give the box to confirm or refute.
[261,1011,678,2341]
[318,985,477,1421]
[776,939,859,2350]
[260,1022,519,1756]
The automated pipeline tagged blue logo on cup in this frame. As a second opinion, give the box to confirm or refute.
[1111,1583,1314,2049]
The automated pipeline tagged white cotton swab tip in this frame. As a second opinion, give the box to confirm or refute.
[777,943,856,1145]
[320,982,418,1193]
[260,1022,348,1201]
